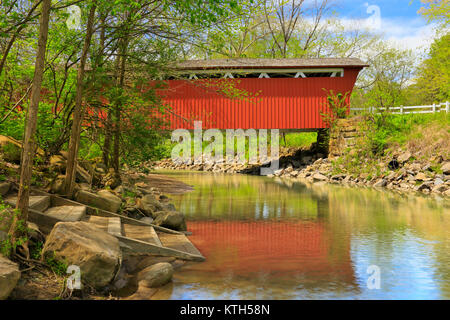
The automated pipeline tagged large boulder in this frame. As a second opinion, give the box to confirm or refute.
[0,181,10,196]
[42,221,122,289]
[137,194,164,217]
[49,153,91,184]
[312,173,328,182]
[0,255,21,300]
[49,154,66,172]
[441,162,450,175]
[137,262,173,288]
[397,151,412,164]
[76,165,92,184]
[50,175,65,194]
[153,211,187,231]
[0,135,22,163]
[0,135,44,163]
[75,189,122,213]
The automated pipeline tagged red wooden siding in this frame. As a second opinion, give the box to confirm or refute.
[158,68,361,130]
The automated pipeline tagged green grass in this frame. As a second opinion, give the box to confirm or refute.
[166,131,318,162]
[332,112,450,178]
[281,132,317,148]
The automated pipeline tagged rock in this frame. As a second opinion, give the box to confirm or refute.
[331,174,346,180]
[78,183,91,191]
[273,169,284,176]
[137,262,173,288]
[434,178,444,186]
[432,184,447,193]
[416,182,432,192]
[137,194,164,216]
[139,217,154,224]
[162,203,177,212]
[136,257,176,272]
[0,135,22,163]
[42,221,122,289]
[373,179,387,188]
[75,189,122,213]
[314,158,323,165]
[290,170,299,177]
[0,182,10,196]
[153,211,187,231]
[49,154,66,171]
[27,221,45,243]
[312,173,328,182]
[76,165,92,184]
[50,175,65,194]
[114,185,124,195]
[102,171,121,189]
[415,172,428,181]
[0,257,20,300]
[284,166,293,174]
[409,163,422,173]
[399,183,410,190]
[397,151,412,164]
[444,189,450,197]
[0,255,21,300]
[386,172,396,181]
[441,162,450,175]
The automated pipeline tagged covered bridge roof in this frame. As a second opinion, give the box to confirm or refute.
[174,58,369,70]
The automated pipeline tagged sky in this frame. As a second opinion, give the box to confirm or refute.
[329,0,438,52]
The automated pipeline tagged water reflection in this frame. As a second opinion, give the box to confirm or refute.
[156,171,450,300]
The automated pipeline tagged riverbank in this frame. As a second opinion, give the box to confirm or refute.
[154,147,450,198]
[154,114,450,197]
[0,143,201,300]
[1,173,196,300]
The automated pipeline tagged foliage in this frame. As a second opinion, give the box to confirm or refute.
[30,240,44,260]
[0,201,28,257]
[351,43,416,111]
[413,33,450,103]
[418,0,450,27]
[320,90,350,128]
[45,252,69,276]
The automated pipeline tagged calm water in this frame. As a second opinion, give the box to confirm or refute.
[153,171,450,300]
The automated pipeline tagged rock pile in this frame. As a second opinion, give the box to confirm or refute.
[155,148,449,196]
[265,152,450,196]
[154,147,323,176]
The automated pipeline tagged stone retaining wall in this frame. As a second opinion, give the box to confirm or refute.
[328,118,362,158]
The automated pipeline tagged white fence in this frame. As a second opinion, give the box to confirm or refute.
[351,102,450,115]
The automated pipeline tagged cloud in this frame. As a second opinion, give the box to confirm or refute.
[327,15,439,53]
[380,18,438,52]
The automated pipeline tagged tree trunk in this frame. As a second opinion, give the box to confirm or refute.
[102,111,112,167]
[8,0,51,254]
[64,3,97,197]
[102,48,121,169]
[112,38,128,175]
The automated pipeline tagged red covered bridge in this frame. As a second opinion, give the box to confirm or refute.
[158,58,368,131]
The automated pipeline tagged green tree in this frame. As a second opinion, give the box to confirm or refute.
[414,33,450,103]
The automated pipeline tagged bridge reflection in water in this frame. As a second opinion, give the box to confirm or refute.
[152,171,449,300]
[188,220,354,280]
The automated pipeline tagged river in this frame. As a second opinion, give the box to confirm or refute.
[151,171,450,300]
